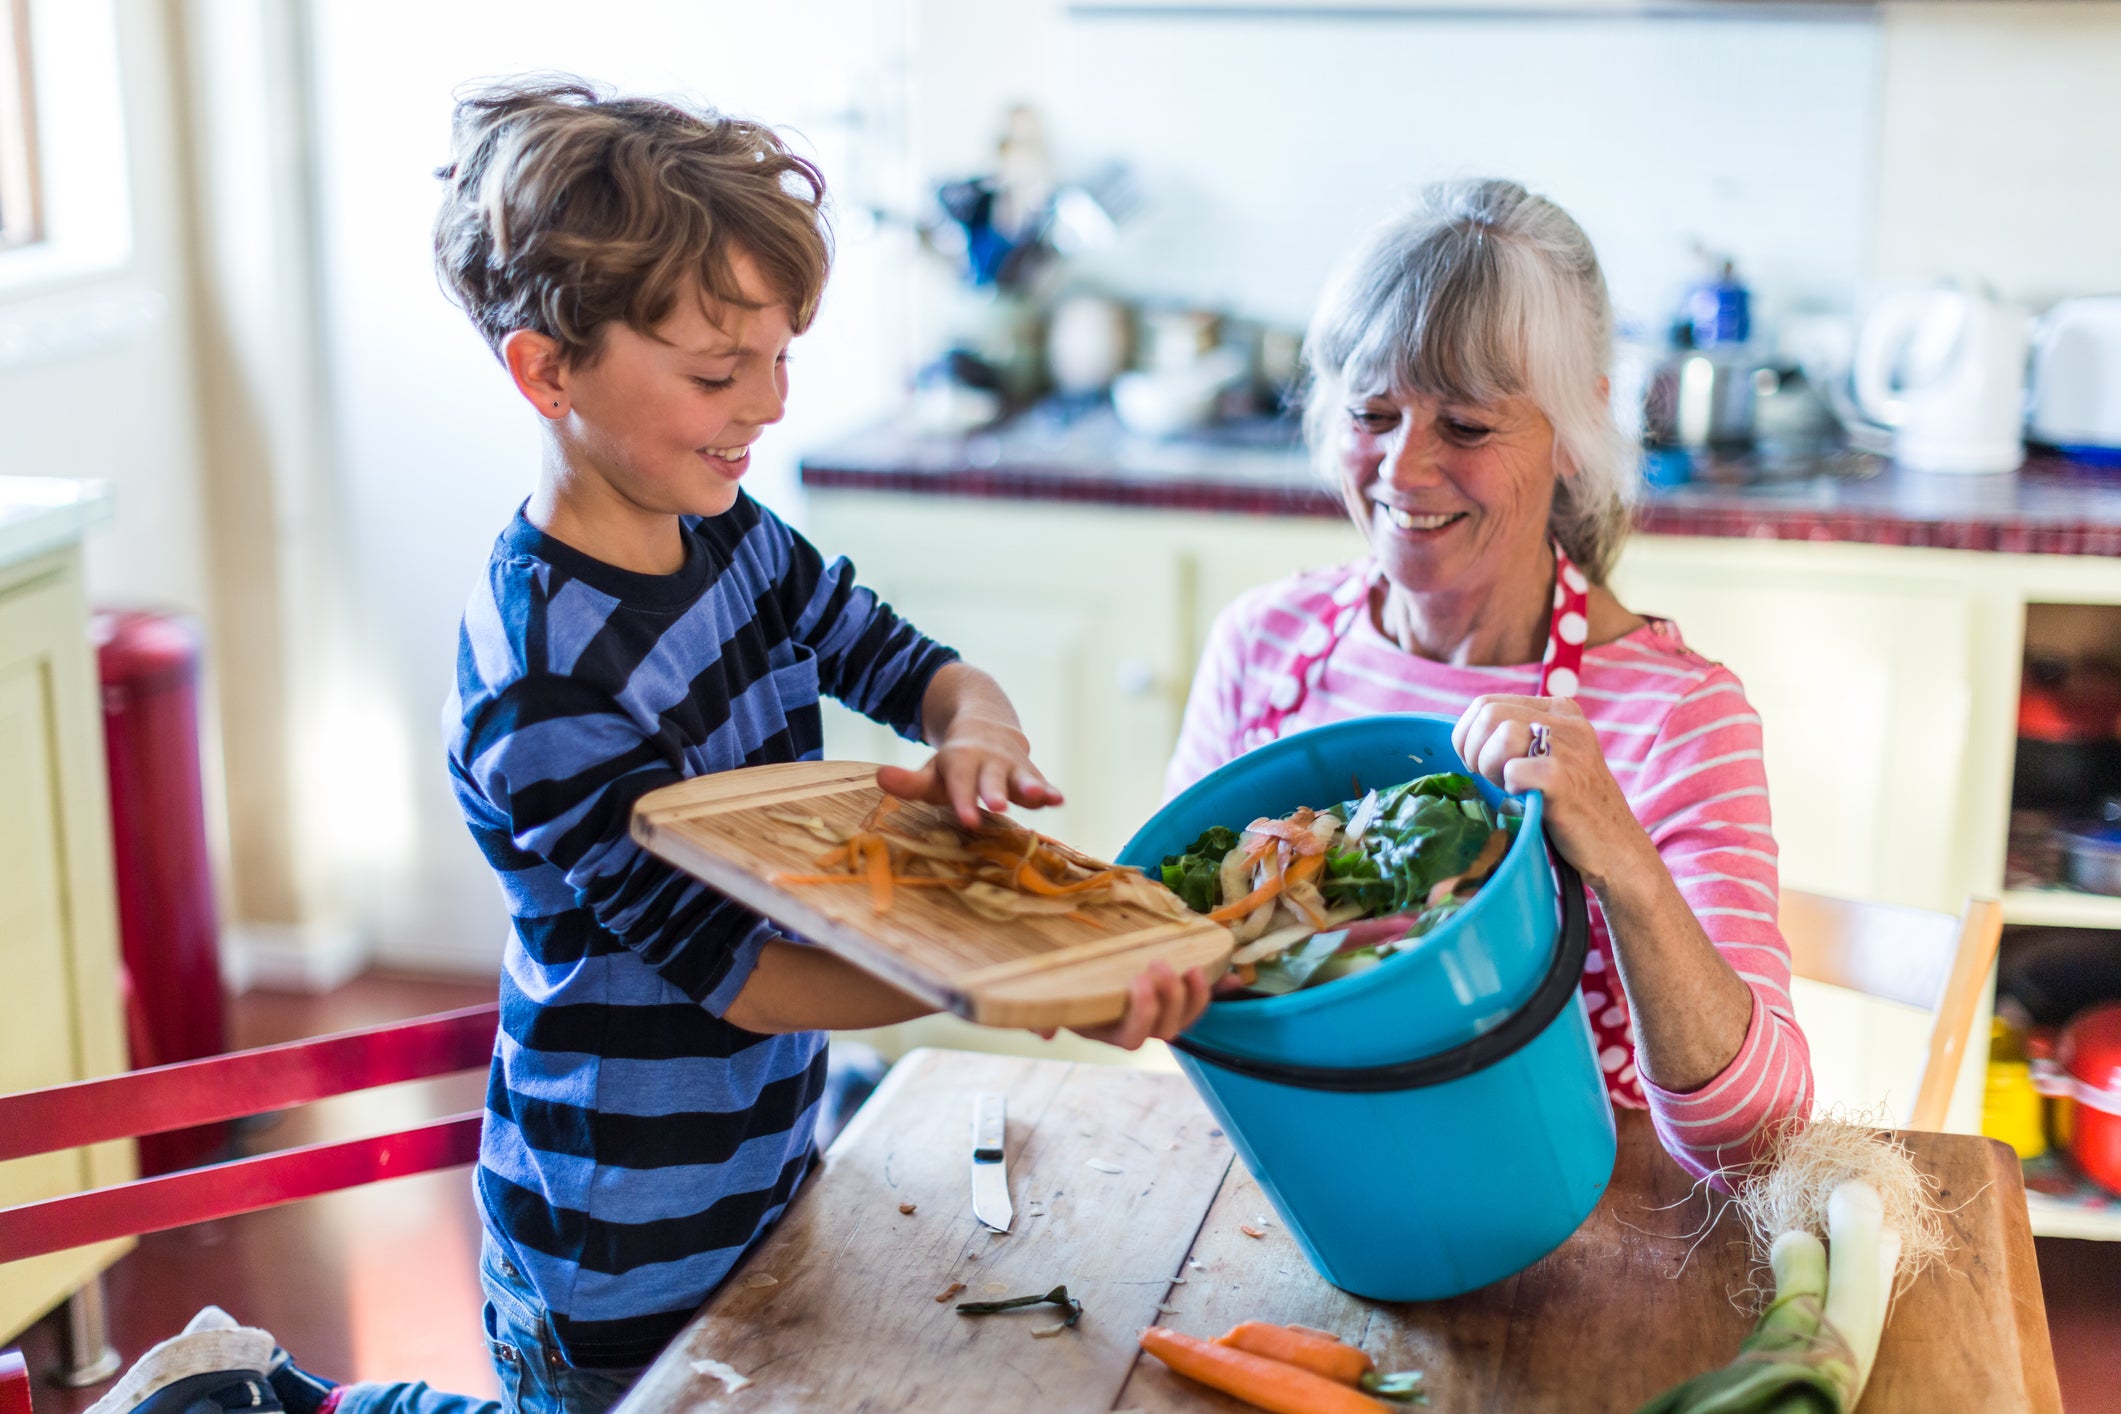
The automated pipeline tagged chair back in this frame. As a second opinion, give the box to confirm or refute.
[1779,890,2002,1132]
[0,1003,498,1268]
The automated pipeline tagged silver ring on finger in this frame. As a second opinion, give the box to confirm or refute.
[1526,722,1552,759]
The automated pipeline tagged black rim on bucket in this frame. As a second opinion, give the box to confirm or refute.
[1169,831,1592,1094]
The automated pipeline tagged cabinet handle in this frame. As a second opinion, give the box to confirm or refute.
[1115,658,1157,697]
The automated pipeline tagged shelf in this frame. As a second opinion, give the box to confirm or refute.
[2000,887,2121,930]
[2027,1189,2121,1241]
[2023,1153,2121,1241]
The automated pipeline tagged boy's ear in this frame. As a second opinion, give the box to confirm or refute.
[502,329,568,419]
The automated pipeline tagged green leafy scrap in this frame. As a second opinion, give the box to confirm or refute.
[1159,825,1241,914]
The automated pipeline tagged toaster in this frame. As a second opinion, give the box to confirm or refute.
[2030,296,2121,463]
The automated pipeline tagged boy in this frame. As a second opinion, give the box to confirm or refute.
[90,77,1208,1414]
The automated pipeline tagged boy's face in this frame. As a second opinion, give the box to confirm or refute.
[563,250,794,521]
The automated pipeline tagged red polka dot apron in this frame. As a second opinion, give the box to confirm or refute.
[1238,542,1646,1108]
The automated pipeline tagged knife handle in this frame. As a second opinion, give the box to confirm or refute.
[972,1093,1006,1161]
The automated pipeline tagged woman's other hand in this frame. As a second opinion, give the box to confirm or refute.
[1453,693,1654,891]
[1032,962,1211,1050]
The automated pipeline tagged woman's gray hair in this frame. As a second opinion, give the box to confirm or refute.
[1301,179,1637,583]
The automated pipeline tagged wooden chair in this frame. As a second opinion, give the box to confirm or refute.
[0,1004,499,1414]
[1779,889,2005,1132]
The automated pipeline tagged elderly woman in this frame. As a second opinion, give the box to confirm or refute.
[1167,179,1811,1182]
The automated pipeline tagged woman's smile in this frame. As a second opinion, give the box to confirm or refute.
[1375,503,1469,536]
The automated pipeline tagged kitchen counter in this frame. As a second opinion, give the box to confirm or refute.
[0,476,111,569]
[800,410,2121,555]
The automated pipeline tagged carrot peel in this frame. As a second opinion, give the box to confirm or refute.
[1138,1326,1391,1414]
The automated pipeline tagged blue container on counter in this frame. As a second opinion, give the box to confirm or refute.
[1117,713,1616,1301]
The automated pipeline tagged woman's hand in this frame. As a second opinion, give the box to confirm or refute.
[881,663,1063,827]
[1033,962,1212,1051]
[1451,694,1654,892]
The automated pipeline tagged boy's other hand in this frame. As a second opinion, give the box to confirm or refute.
[1032,962,1211,1051]
[875,716,1063,828]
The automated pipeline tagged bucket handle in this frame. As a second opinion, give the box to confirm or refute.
[1169,834,1591,1094]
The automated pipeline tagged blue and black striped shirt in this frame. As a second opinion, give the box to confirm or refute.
[444,495,956,1368]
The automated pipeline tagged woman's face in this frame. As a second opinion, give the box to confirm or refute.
[1335,385,1560,597]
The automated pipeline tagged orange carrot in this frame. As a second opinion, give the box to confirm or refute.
[1207,873,1285,924]
[1285,853,1326,887]
[814,842,852,869]
[1014,862,1125,897]
[1215,1322,1373,1386]
[772,874,957,888]
[1137,1327,1390,1414]
[863,835,893,913]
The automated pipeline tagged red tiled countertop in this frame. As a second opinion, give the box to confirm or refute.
[799,411,2121,557]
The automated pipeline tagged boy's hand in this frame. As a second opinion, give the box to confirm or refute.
[876,716,1063,828]
[1033,962,1212,1051]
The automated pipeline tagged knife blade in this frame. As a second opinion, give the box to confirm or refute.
[969,1092,1013,1232]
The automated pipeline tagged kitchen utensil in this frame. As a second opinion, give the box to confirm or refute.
[629,761,1230,1030]
[2056,1003,2121,1196]
[2028,295,2121,464]
[2012,656,2121,810]
[1642,348,1758,448]
[1851,285,2029,474]
[1111,347,1247,437]
[1117,712,1613,1303]
[969,1092,1012,1231]
[1045,294,1130,395]
[2058,824,2121,896]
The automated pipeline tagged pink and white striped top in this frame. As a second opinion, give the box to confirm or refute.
[1166,560,1814,1185]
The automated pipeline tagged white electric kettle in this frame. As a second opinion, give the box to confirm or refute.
[1851,286,2029,474]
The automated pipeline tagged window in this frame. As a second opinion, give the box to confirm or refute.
[0,0,37,249]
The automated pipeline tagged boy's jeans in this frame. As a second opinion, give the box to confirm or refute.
[332,1237,645,1414]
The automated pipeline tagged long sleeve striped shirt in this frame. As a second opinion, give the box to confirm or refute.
[444,496,957,1367]
[1166,562,1813,1186]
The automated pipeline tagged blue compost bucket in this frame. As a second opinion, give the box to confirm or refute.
[1118,713,1616,1301]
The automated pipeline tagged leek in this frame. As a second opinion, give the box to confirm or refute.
[1634,1120,1948,1414]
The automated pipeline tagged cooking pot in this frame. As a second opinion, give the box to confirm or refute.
[2056,1003,2121,1197]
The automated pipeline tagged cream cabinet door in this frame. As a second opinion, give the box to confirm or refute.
[1611,537,1981,914]
[810,497,1186,858]
[0,555,134,1340]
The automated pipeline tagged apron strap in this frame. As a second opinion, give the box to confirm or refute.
[1244,542,1590,745]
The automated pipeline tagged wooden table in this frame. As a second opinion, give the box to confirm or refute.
[613,1049,2061,1413]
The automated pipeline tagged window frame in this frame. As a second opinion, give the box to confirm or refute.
[0,0,40,251]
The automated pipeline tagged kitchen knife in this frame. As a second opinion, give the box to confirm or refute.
[969,1092,1013,1232]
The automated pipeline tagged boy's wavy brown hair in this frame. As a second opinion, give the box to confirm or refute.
[433,76,831,365]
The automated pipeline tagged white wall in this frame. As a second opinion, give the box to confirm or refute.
[1872,1,2121,303]
[305,0,917,970]
[909,2,1882,340]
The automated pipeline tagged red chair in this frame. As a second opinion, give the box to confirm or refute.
[0,1004,499,1414]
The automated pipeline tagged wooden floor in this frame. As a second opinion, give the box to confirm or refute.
[10,971,2121,1413]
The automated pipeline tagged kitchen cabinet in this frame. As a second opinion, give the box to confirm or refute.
[0,488,133,1344]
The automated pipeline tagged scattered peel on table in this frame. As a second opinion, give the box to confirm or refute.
[740,1273,778,1289]
[687,1357,753,1394]
[897,1201,917,1215]
[1239,1224,1267,1239]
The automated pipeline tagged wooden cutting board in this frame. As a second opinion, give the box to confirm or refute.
[630,761,1231,1029]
